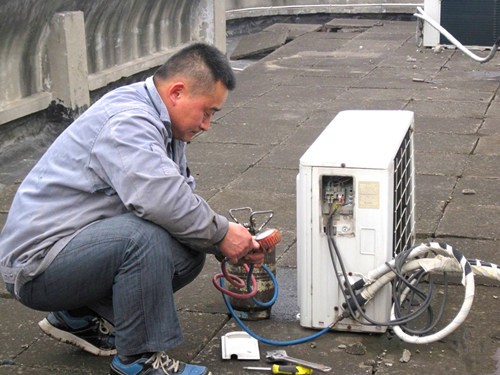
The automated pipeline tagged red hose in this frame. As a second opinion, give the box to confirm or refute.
[212,261,258,299]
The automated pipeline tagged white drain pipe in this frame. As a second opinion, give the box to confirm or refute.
[414,6,500,63]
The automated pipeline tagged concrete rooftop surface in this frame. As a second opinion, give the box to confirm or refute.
[1,18,500,375]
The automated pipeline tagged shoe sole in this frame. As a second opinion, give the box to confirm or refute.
[38,318,117,356]
[110,366,212,375]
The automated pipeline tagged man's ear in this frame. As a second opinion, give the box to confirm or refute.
[167,82,185,106]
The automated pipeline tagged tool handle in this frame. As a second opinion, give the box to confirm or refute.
[272,364,313,374]
[273,356,331,372]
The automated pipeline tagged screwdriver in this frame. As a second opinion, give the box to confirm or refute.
[244,364,313,374]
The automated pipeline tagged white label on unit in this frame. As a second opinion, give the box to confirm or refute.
[358,181,379,209]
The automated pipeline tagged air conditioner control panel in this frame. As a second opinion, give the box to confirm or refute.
[321,176,354,237]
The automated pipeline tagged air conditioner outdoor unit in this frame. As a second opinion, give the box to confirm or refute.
[297,110,415,333]
[422,0,500,47]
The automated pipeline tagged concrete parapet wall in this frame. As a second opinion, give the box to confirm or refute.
[225,0,421,20]
[0,0,422,128]
[0,0,225,126]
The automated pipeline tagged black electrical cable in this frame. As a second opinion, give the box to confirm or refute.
[325,208,453,336]
[389,253,449,335]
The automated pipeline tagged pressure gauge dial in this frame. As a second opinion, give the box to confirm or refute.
[255,228,282,251]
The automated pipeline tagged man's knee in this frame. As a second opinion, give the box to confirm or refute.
[112,214,174,268]
[114,213,207,287]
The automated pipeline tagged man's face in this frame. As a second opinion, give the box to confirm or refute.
[169,80,228,142]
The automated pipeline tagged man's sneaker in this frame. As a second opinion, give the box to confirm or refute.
[109,352,212,375]
[38,310,116,356]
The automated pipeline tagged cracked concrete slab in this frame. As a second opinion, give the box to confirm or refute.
[414,115,483,135]
[438,177,500,237]
[432,69,500,91]
[229,167,298,195]
[453,176,500,206]
[475,135,500,155]
[353,68,442,90]
[463,154,500,178]
[0,299,45,360]
[406,100,489,119]
[414,133,478,154]
[480,116,500,135]
[230,29,289,60]
[263,23,323,41]
[415,152,469,176]
[415,174,456,235]
[325,18,383,30]
[438,202,500,240]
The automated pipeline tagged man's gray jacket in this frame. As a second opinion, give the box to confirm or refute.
[0,76,228,296]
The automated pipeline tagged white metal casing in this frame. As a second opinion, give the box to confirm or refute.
[297,110,415,333]
[422,0,441,47]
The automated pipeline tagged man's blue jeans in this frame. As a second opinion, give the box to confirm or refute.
[14,213,206,356]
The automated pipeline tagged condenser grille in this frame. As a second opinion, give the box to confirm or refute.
[393,129,415,255]
[440,0,500,46]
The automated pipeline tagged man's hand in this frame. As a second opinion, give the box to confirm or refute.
[218,222,262,265]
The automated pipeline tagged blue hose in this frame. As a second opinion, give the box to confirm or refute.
[246,264,278,307]
[220,264,333,346]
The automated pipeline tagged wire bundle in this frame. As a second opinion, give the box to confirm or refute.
[326,211,500,344]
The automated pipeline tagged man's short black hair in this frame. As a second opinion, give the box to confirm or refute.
[154,43,235,92]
